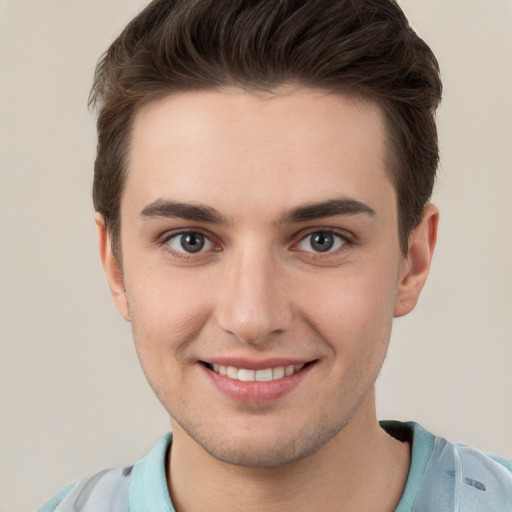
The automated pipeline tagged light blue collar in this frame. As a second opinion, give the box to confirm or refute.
[129,432,175,511]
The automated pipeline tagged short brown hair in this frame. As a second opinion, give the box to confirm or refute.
[90,0,442,257]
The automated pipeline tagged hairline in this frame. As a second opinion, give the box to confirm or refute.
[105,84,410,263]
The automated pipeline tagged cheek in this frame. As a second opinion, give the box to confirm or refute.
[124,268,214,410]
[296,264,399,351]
[125,265,213,359]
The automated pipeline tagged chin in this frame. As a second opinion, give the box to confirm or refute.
[178,413,349,468]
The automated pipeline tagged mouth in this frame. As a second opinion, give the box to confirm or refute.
[200,359,317,403]
[201,361,315,382]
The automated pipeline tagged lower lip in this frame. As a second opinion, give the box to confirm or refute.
[201,363,314,404]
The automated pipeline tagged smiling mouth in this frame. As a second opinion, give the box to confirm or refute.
[202,362,314,382]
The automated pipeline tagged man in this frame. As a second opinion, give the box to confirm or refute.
[37,0,512,511]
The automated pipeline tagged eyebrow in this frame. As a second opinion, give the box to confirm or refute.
[278,197,376,224]
[139,197,376,224]
[140,200,230,224]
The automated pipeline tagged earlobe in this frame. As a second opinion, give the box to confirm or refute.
[95,213,130,321]
[394,204,439,318]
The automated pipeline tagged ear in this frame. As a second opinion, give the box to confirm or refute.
[394,204,439,318]
[95,213,130,321]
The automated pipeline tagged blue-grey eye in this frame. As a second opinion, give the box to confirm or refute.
[298,231,345,253]
[167,232,212,254]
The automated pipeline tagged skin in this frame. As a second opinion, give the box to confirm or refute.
[97,87,438,511]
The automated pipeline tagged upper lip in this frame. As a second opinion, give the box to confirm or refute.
[200,357,317,370]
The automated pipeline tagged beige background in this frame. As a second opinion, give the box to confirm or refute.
[0,1,511,511]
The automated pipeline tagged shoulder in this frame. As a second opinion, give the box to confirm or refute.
[35,466,132,512]
[489,453,512,474]
[383,421,512,512]
[37,467,132,512]
[418,435,512,511]
[34,432,174,512]
[35,482,76,512]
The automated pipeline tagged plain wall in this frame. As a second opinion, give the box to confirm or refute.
[0,1,511,511]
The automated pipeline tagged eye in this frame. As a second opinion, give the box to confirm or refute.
[297,231,346,253]
[165,231,213,254]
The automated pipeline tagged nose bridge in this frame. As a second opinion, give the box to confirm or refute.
[215,241,292,344]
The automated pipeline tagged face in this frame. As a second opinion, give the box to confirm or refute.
[99,87,435,467]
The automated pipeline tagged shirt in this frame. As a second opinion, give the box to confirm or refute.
[36,421,512,512]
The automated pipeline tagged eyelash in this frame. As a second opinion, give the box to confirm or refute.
[159,228,353,260]
[159,230,218,260]
[294,229,351,257]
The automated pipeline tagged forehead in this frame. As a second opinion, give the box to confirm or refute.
[125,87,395,220]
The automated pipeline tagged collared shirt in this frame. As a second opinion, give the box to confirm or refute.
[36,421,512,512]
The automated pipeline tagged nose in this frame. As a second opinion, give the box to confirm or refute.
[214,246,294,345]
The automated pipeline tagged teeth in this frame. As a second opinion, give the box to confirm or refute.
[227,366,238,379]
[238,369,255,382]
[272,366,285,379]
[210,363,306,381]
[255,368,273,382]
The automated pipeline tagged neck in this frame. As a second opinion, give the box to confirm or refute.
[167,392,410,512]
